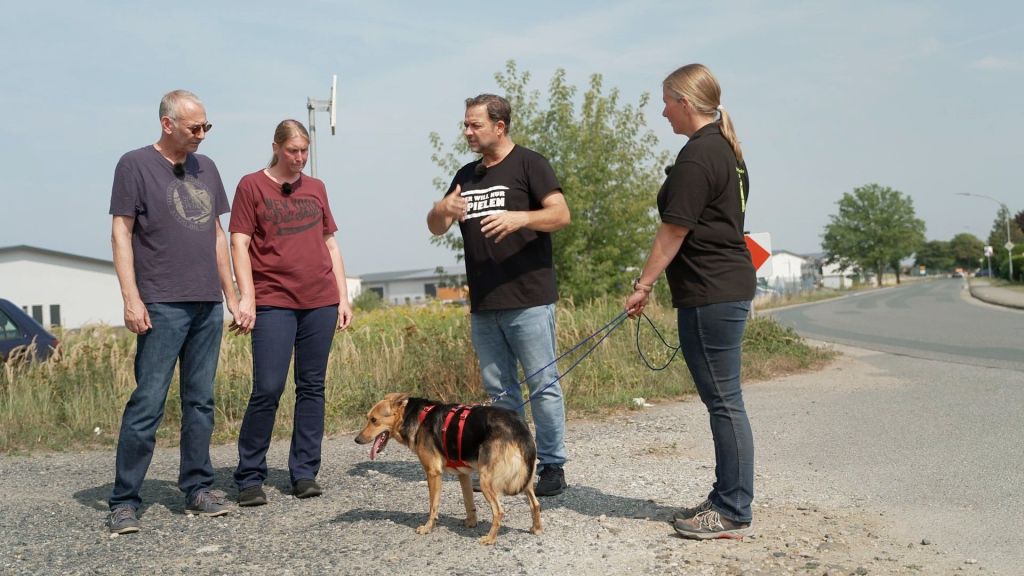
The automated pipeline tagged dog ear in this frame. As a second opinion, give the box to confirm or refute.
[391,393,409,409]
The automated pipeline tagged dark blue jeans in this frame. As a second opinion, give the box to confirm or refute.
[234,305,337,489]
[678,300,754,523]
[109,302,224,510]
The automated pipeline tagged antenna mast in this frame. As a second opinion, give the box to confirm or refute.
[306,74,337,178]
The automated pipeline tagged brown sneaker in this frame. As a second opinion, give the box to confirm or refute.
[673,509,751,540]
[670,499,713,523]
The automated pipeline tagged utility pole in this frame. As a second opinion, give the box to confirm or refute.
[306,75,337,178]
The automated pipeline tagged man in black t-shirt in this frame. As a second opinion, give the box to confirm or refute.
[427,94,570,496]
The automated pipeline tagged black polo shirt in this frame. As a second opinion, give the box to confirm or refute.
[657,122,755,308]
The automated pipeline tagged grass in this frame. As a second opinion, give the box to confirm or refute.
[0,297,834,454]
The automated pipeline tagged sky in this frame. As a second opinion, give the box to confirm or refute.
[1,1,1021,276]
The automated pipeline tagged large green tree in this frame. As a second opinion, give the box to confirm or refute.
[949,232,984,271]
[429,61,670,301]
[913,240,954,274]
[821,184,926,286]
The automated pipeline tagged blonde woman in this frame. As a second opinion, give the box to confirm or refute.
[625,64,756,539]
[229,119,353,506]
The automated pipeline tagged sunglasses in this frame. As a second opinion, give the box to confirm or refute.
[184,122,213,136]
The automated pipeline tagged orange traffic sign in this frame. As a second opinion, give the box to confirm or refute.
[745,233,772,277]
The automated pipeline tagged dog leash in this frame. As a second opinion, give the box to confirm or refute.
[635,311,681,370]
[486,310,630,410]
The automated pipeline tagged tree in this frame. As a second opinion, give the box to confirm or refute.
[986,204,1024,280]
[948,233,984,271]
[1015,209,1024,233]
[429,61,671,301]
[821,184,926,286]
[913,240,954,274]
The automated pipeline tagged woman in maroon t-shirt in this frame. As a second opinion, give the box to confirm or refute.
[228,119,353,506]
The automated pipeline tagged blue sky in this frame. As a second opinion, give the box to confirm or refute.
[2,1,1021,276]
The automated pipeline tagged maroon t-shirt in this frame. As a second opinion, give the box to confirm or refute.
[229,170,340,309]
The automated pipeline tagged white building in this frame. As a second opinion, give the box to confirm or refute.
[359,266,467,305]
[763,250,818,292]
[0,245,122,328]
[0,245,362,329]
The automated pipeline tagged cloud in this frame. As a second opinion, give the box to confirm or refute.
[972,56,1024,71]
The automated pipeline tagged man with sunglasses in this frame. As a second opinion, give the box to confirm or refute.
[106,90,238,534]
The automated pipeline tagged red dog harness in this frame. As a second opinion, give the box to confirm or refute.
[418,404,473,470]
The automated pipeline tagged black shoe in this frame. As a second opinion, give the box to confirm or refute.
[238,485,267,507]
[292,479,323,499]
[535,464,566,497]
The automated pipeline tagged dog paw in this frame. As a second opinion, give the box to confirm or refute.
[478,535,497,546]
[529,526,543,535]
[464,518,478,528]
[415,525,433,535]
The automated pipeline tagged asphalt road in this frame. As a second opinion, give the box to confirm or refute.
[763,279,1024,573]
[767,278,1024,371]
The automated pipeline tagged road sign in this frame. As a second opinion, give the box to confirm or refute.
[984,245,994,257]
[1005,241,1015,251]
[745,233,772,278]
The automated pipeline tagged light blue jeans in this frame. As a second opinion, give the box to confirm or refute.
[470,303,567,468]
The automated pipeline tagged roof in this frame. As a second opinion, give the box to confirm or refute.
[359,265,465,283]
[0,245,113,267]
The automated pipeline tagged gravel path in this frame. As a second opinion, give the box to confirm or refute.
[1,349,991,575]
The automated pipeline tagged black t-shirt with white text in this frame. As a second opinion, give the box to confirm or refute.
[658,122,755,308]
[446,145,562,312]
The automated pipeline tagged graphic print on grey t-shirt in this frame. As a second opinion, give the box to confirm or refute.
[463,185,509,220]
[166,176,214,231]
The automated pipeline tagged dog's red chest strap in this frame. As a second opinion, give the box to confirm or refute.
[418,404,472,469]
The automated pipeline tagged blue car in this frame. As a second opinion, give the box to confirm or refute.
[0,298,60,362]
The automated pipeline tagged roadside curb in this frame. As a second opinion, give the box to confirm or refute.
[967,282,1024,311]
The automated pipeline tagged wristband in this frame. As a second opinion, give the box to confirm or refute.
[632,278,654,293]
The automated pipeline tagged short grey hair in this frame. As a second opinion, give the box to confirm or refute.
[159,90,203,121]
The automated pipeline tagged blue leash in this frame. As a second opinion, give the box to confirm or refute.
[487,310,630,410]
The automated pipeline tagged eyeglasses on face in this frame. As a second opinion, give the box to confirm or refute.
[183,122,213,136]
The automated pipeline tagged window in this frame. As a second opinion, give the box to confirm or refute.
[369,287,384,298]
[0,310,23,341]
[50,304,61,327]
[425,283,437,298]
[31,305,43,324]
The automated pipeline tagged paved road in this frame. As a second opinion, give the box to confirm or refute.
[769,279,1024,371]
[763,279,1024,573]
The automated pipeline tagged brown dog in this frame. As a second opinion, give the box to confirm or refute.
[354,392,542,545]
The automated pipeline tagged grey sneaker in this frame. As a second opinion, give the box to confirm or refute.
[107,506,140,534]
[185,489,230,517]
[670,499,713,523]
[673,509,752,540]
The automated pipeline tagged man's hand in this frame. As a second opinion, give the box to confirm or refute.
[480,211,529,243]
[123,297,152,334]
[434,184,468,222]
[230,296,256,335]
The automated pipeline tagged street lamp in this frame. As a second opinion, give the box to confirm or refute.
[956,193,1014,281]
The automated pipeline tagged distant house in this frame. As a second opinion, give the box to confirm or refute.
[0,244,362,329]
[359,266,467,305]
[0,245,121,329]
[764,250,818,292]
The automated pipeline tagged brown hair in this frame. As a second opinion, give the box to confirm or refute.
[268,119,310,167]
[663,64,743,163]
[465,94,512,129]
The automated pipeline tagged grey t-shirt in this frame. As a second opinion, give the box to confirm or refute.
[109,145,229,303]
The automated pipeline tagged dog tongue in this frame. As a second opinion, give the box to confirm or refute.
[370,431,389,460]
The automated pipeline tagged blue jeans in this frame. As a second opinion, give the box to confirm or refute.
[678,300,754,523]
[470,303,567,468]
[235,305,337,489]
[109,302,224,510]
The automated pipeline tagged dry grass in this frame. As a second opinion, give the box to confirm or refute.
[1,297,832,454]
